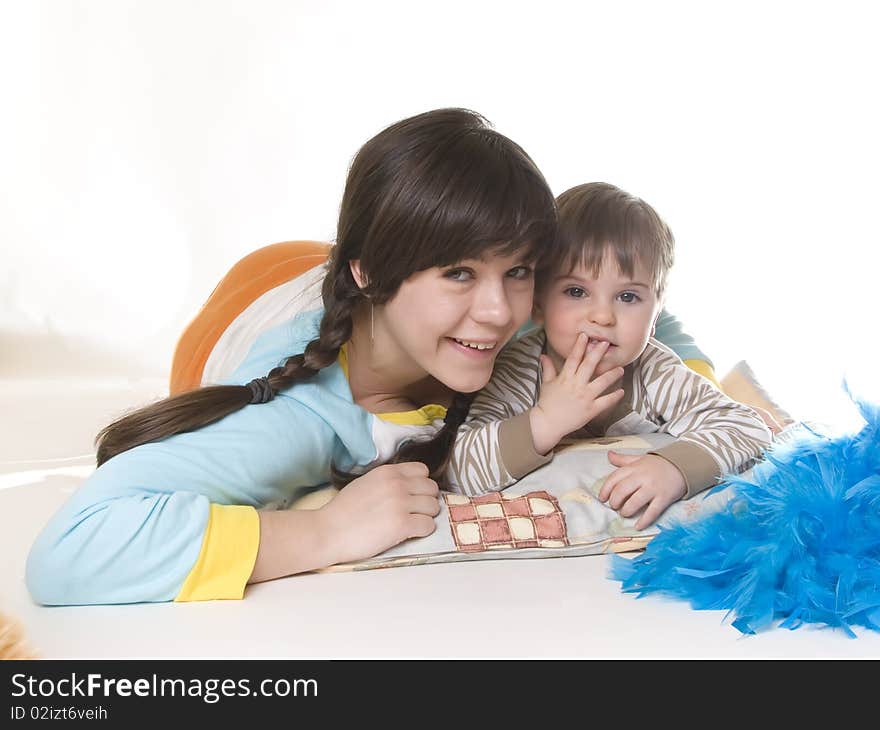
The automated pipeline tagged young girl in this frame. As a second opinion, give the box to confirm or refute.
[26,108,558,605]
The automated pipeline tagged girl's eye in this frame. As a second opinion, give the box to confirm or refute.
[444,268,474,282]
[507,265,533,280]
[618,292,641,303]
[564,286,586,298]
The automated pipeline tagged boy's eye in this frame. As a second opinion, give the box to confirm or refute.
[564,286,586,298]
[507,265,533,280]
[444,268,474,281]
[618,292,641,303]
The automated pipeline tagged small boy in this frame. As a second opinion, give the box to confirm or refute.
[446,182,772,529]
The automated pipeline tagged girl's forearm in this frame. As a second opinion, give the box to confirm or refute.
[248,508,338,584]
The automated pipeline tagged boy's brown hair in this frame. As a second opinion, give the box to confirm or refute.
[540,182,674,296]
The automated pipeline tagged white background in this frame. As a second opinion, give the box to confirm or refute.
[2,0,878,429]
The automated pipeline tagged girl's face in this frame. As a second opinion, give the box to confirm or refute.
[377,249,535,393]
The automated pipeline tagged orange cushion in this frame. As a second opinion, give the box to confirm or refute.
[170,241,331,395]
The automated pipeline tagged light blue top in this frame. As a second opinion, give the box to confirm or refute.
[25,310,439,606]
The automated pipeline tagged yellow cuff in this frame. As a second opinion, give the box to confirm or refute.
[175,504,260,602]
[683,359,721,389]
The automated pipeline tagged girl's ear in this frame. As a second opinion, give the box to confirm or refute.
[349,260,368,290]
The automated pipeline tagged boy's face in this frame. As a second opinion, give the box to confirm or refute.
[535,251,662,376]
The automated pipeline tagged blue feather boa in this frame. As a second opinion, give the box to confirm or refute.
[610,393,880,636]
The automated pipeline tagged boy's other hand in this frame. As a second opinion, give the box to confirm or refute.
[599,452,686,530]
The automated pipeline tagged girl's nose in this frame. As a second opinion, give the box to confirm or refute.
[471,280,513,328]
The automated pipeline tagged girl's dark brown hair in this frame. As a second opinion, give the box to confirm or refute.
[96,108,557,483]
[541,182,674,296]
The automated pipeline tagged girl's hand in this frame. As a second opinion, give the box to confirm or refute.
[529,333,625,454]
[317,461,440,565]
[598,452,686,530]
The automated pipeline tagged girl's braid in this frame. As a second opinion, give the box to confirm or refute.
[266,263,358,393]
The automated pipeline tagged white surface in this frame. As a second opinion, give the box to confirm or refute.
[2,379,879,659]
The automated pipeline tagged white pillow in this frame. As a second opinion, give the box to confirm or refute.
[314,432,740,572]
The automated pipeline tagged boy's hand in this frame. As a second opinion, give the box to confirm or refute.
[598,452,686,530]
[529,333,625,455]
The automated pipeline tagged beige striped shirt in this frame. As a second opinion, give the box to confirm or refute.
[446,328,772,497]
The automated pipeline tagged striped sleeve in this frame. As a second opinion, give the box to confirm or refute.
[445,330,551,495]
[635,340,773,497]
[682,358,722,389]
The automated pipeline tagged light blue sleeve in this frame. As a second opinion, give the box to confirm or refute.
[26,398,338,605]
[25,312,346,606]
[652,308,714,368]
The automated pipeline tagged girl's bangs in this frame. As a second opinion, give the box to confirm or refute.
[368,136,556,281]
[423,155,556,269]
